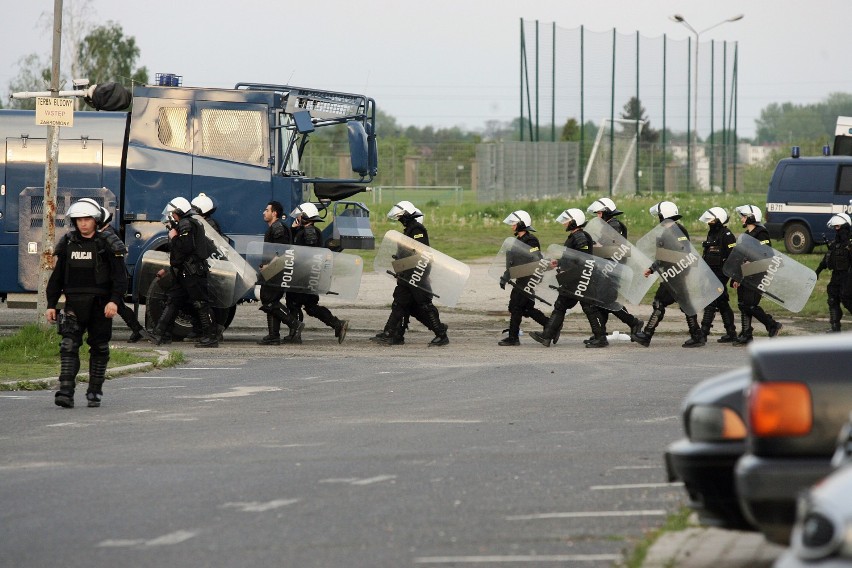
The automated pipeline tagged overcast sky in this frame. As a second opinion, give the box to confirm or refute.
[3,0,851,139]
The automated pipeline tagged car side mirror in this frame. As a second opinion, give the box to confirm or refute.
[347,121,370,178]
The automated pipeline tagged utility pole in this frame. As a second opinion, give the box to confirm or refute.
[36,0,65,325]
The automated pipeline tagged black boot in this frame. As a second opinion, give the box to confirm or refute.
[499,312,522,346]
[150,302,179,345]
[266,302,303,345]
[375,309,406,346]
[752,305,783,338]
[733,313,754,346]
[584,306,608,348]
[54,353,79,408]
[257,314,281,345]
[717,304,738,343]
[682,314,707,348]
[633,306,663,347]
[193,301,219,348]
[422,304,449,347]
[699,306,716,341]
[828,302,842,333]
[530,312,564,348]
[86,355,109,407]
[333,318,350,344]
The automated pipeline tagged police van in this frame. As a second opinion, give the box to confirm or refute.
[765,117,852,254]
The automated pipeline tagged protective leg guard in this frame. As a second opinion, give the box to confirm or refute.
[55,352,80,408]
[752,305,783,337]
[87,354,109,407]
[193,301,219,348]
[733,312,754,346]
[700,306,716,339]
[633,304,664,347]
[828,298,843,333]
[584,306,609,349]
[258,314,281,345]
[717,304,738,343]
[266,302,303,345]
[530,312,564,348]
[422,304,449,347]
[682,314,707,348]
[373,307,406,345]
[151,302,179,345]
[499,312,523,346]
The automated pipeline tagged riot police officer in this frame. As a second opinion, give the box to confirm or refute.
[815,212,852,332]
[730,204,783,345]
[498,210,549,346]
[586,198,643,342]
[46,200,128,408]
[632,201,705,347]
[530,208,609,348]
[372,201,449,346]
[150,197,219,348]
[287,202,350,343]
[191,193,223,235]
[696,207,738,343]
[257,200,303,345]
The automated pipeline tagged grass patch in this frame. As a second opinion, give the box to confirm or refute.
[0,323,184,388]
[622,507,695,568]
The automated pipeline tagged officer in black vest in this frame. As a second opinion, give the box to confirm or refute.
[257,200,304,345]
[150,197,219,348]
[191,193,224,236]
[696,207,738,343]
[46,200,128,408]
[286,202,350,344]
[816,212,852,332]
[730,204,783,345]
[372,201,449,346]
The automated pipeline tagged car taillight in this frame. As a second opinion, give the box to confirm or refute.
[749,382,813,437]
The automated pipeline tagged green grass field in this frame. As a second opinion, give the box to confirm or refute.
[352,192,833,319]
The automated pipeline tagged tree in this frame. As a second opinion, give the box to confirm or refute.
[77,22,148,91]
[620,96,659,143]
[560,118,580,141]
[6,54,53,110]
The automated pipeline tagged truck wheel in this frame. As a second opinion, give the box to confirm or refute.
[143,279,235,339]
[783,222,813,254]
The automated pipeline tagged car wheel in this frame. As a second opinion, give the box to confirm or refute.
[784,222,813,254]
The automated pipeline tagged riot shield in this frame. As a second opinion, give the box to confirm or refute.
[245,242,363,300]
[487,237,559,306]
[374,230,470,307]
[722,233,817,312]
[197,217,258,306]
[585,217,657,305]
[136,249,246,309]
[541,244,630,310]
[635,221,724,316]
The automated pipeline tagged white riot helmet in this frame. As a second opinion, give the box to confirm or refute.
[828,213,852,228]
[650,201,681,222]
[503,210,534,232]
[556,208,586,231]
[735,204,762,225]
[699,207,729,225]
[291,202,323,222]
[163,196,193,220]
[74,198,109,228]
[587,197,622,217]
[191,193,217,216]
[66,199,104,228]
[387,200,422,220]
[100,206,113,227]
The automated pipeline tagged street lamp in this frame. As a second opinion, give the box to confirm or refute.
[671,13,743,190]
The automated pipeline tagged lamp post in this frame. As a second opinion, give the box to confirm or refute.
[671,13,743,190]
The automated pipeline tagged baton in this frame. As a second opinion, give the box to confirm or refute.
[504,278,552,306]
[386,270,440,299]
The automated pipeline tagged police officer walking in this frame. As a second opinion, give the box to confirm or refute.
[586,198,643,342]
[46,200,128,408]
[730,204,783,345]
[498,210,550,346]
[696,207,738,343]
[815,212,852,332]
[372,201,449,346]
[150,197,219,348]
[287,202,350,343]
[530,208,609,348]
[257,201,304,345]
[191,193,224,235]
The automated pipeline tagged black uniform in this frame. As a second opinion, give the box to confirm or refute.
[699,222,738,341]
[47,230,128,407]
[287,223,349,343]
[257,218,302,344]
[731,224,782,344]
[816,225,852,331]
[98,225,150,342]
[596,215,643,341]
[152,213,218,347]
[499,231,549,345]
[374,218,449,346]
[633,220,699,347]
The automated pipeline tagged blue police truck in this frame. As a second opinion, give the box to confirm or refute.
[0,77,377,332]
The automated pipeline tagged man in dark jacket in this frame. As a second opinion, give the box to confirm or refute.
[46,200,128,408]
[696,207,738,343]
[816,213,852,332]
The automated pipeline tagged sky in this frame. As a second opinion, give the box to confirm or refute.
[2,0,851,139]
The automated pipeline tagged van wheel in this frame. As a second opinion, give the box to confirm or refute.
[783,222,813,254]
[143,279,236,339]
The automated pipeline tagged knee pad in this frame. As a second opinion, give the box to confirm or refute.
[652,299,667,317]
[60,336,80,354]
[89,343,110,358]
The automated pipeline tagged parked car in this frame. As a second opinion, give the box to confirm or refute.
[774,415,852,566]
[665,334,852,545]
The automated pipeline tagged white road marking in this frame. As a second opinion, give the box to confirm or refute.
[611,465,658,470]
[590,482,684,490]
[343,419,482,424]
[414,554,621,563]
[505,510,666,520]
[45,422,89,428]
[141,376,207,380]
[123,385,189,389]
[0,461,65,471]
[639,416,679,423]
[178,386,281,399]
[221,499,299,512]
[178,367,240,370]
[0,395,31,399]
[319,475,397,486]
[98,530,199,547]
[126,410,153,414]
[260,443,325,448]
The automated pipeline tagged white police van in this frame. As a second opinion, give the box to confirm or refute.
[765,117,852,254]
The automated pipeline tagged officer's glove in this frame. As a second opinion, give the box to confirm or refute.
[499,275,508,290]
